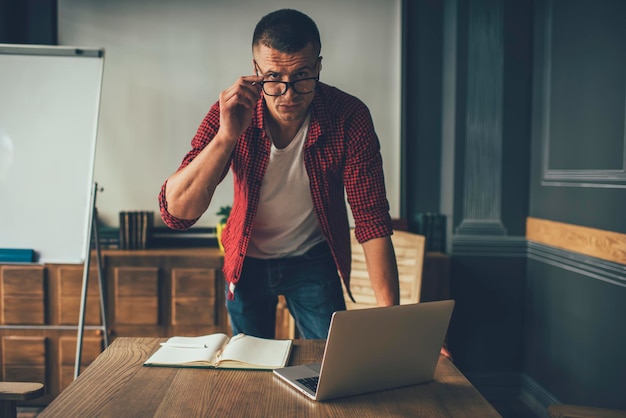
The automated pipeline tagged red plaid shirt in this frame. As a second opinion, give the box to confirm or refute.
[159,82,392,299]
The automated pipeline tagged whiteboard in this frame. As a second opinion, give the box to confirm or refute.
[0,44,104,264]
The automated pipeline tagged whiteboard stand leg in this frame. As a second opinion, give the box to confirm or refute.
[74,182,108,379]
[93,205,109,349]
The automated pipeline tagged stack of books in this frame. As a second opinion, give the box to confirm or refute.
[119,211,154,250]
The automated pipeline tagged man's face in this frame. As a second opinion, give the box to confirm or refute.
[253,43,321,126]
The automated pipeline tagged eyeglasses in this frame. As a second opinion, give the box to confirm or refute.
[258,77,319,96]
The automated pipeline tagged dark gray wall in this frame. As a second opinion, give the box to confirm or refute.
[524,0,626,410]
[529,0,626,231]
[405,0,625,413]
[525,256,626,408]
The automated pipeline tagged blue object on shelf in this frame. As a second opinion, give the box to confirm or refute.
[0,248,35,263]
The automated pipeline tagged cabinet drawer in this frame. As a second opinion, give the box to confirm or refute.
[1,336,47,386]
[171,268,216,326]
[114,267,159,325]
[171,268,215,298]
[0,266,45,324]
[116,298,159,325]
[57,266,102,325]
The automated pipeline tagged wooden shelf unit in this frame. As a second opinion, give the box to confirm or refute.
[0,248,227,405]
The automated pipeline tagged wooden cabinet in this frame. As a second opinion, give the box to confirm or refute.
[103,248,228,338]
[0,248,226,405]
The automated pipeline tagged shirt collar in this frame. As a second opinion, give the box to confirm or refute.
[251,83,329,144]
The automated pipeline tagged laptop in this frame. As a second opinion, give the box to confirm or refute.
[273,299,455,401]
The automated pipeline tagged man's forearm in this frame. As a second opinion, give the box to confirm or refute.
[165,133,236,220]
[361,236,400,306]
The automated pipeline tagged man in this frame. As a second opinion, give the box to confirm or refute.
[159,9,399,339]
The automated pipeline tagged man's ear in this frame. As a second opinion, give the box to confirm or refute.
[317,56,323,74]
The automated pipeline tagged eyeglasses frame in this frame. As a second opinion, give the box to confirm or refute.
[256,76,319,96]
[253,58,321,96]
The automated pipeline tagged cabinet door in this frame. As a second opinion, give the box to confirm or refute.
[171,268,216,326]
[57,266,102,325]
[0,266,45,325]
[113,267,159,325]
[58,336,103,392]
[1,336,47,387]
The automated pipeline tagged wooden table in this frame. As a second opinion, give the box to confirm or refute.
[39,337,501,417]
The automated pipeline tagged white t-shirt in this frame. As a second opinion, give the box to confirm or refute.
[246,114,325,258]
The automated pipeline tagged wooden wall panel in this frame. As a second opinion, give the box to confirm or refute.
[527,217,626,264]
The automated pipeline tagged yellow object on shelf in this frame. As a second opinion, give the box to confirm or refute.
[216,223,225,252]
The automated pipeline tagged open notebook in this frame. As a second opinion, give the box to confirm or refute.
[144,333,292,370]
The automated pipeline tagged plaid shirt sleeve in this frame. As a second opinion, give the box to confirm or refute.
[158,102,225,230]
[305,84,392,292]
[342,98,393,243]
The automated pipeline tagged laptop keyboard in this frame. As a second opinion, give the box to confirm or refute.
[296,376,319,392]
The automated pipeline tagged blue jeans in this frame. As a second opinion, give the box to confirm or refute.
[226,241,346,339]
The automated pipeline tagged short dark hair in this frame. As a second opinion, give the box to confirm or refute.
[252,9,321,56]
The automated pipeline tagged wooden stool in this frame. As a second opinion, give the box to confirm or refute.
[0,382,45,418]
